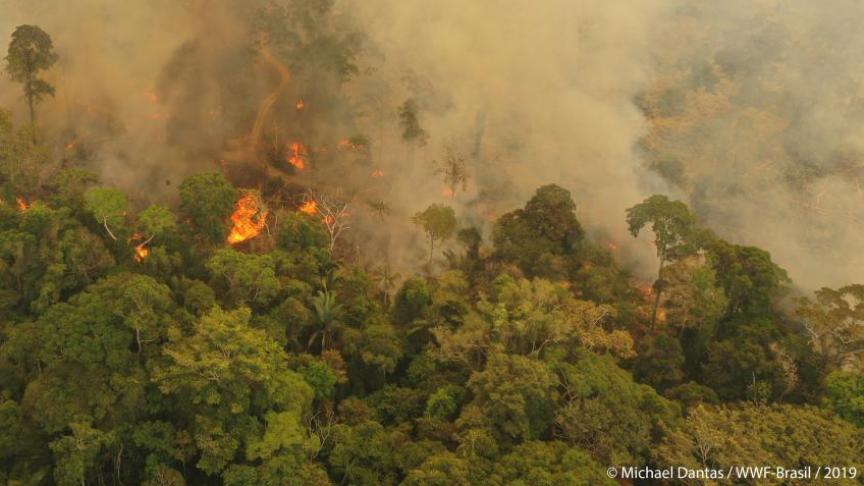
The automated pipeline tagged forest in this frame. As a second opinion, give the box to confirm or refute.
[1,1,864,485]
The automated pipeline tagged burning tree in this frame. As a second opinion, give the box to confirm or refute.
[227,191,269,245]
[133,204,177,262]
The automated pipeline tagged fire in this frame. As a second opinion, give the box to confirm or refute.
[323,214,335,226]
[134,243,150,263]
[65,139,77,150]
[656,308,668,323]
[16,197,29,212]
[441,187,455,199]
[146,92,159,103]
[296,99,305,110]
[227,193,269,244]
[371,169,384,178]
[299,200,318,215]
[288,142,307,171]
[129,232,151,262]
[606,242,618,252]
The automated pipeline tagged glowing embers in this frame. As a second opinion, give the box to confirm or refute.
[371,169,384,178]
[288,142,308,171]
[227,193,268,244]
[15,197,30,212]
[129,232,151,263]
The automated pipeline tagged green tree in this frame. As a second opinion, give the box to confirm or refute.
[4,25,58,127]
[413,204,457,264]
[493,184,584,280]
[796,284,864,370]
[823,371,864,427]
[83,187,128,241]
[626,195,698,326]
[179,172,237,243]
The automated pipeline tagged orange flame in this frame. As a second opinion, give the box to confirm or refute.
[441,187,455,199]
[16,197,29,212]
[371,169,384,178]
[134,243,150,263]
[656,308,668,323]
[296,99,305,110]
[65,139,78,150]
[299,200,318,215]
[288,142,307,171]
[227,193,268,244]
[606,242,618,252]
[323,214,335,226]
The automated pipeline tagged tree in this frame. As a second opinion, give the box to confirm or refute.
[434,146,469,199]
[823,371,864,427]
[413,204,457,264]
[179,173,237,243]
[654,404,864,475]
[493,184,584,279]
[307,191,350,255]
[4,25,58,128]
[796,284,864,370]
[626,195,697,326]
[83,187,128,241]
[398,99,428,146]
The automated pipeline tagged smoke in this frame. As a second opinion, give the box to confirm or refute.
[2,0,860,289]
[641,0,864,289]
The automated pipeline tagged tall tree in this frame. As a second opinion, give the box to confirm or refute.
[626,195,697,326]
[4,25,58,128]
[413,204,456,264]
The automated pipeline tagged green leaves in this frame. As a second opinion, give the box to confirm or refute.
[413,204,457,263]
[84,187,128,240]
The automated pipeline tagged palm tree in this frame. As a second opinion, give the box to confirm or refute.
[309,289,343,351]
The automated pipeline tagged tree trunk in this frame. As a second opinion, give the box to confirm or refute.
[428,236,435,264]
[650,257,666,327]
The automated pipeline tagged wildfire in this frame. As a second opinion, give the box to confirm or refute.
[606,242,618,252]
[323,214,335,226]
[296,99,305,110]
[227,193,269,244]
[441,187,455,199]
[288,142,307,171]
[65,139,78,150]
[656,308,668,323]
[299,200,318,215]
[146,91,159,103]
[134,243,150,263]
[129,232,151,262]
[371,169,384,178]
[16,197,29,212]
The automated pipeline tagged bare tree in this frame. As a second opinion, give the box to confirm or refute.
[309,191,350,254]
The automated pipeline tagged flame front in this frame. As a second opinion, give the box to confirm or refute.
[227,194,268,244]
[371,169,384,178]
[299,200,318,215]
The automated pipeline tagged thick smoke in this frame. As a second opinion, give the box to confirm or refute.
[2,0,860,288]
[642,0,864,289]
